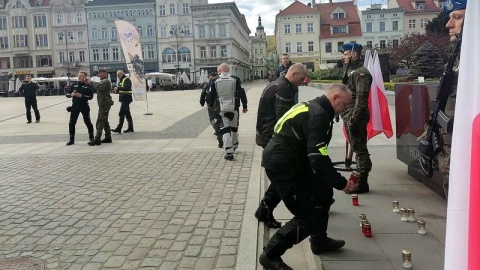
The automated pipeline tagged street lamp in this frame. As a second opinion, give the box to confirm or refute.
[59,31,74,86]
[170,25,184,76]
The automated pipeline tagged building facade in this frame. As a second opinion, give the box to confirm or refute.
[250,16,267,79]
[361,5,405,50]
[275,1,321,72]
[191,2,251,82]
[387,0,442,35]
[85,0,157,82]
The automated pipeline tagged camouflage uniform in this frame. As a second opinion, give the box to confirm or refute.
[91,79,113,142]
[341,61,373,186]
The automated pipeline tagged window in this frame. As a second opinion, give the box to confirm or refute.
[379,21,385,32]
[392,21,398,31]
[325,42,332,53]
[12,16,27,28]
[308,41,314,52]
[34,15,47,28]
[178,47,191,62]
[367,15,371,18]
[284,24,290,34]
[332,26,347,34]
[366,41,372,48]
[73,31,82,43]
[392,39,399,48]
[13,35,28,47]
[409,19,416,29]
[0,57,10,68]
[254,49,258,55]
[137,26,143,37]
[380,40,386,49]
[393,13,398,17]
[56,14,63,25]
[209,25,216,38]
[183,3,189,14]
[35,34,48,46]
[421,19,428,29]
[307,22,313,33]
[102,48,109,61]
[147,46,155,59]
[146,25,153,37]
[183,25,191,36]
[160,26,167,38]
[366,22,372,32]
[99,28,107,39]
[332,12,345,19]
[13,56,33,68]
[67,51,74,62]
[76,13,83,24]
[285,42,291,53]
[159,5,165,16]
[0,17,7,30]
[79,51,85,62]
[91,28,98,40]
[337,41,344,52]
[200,46,206,58]
[92,48,99,62]
[0,37,8,48]
[112,47,119,61]
[110,27,116,41]
[380,14,384,18]
[59,52,64,63]
[219,24,226,37]
[170,3,176,15]
[221,45,227,57]
[296,42,302,53]
[415,2,425,10]
[295,23,302,33]
[199,25,205,38]
[210,46,217,58]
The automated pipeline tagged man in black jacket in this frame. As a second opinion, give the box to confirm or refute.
[20,75,40,124]
[66,71,95,145]
[274,53,293,79]
[254,63,307,229]
[111,70,134,134]
[259,84,354,270]
[200,72,223,147]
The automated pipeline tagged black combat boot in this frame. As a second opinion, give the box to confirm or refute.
[101,137,112,143]
[254,200,282,229]
[310,237,346,255]
[111,128,121,134]
[259,252,293,270]
[66,135,74,146]
[123,127,134,133]
[88,140,101,146]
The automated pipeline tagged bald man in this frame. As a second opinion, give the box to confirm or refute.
[111,70,134,134]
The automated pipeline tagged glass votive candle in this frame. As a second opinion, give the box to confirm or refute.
[361,219,369,233]
[407,208,416,222]
[359,214,367,227]
[392,200,400,213]
[400,208,408,222]
[402,250,412,269]
[363,222,372,237]
[352,194,359,206]
[418,220,427,235]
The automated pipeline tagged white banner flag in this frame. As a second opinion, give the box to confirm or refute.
[115,20,146,101]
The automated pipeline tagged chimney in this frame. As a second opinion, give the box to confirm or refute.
[308,3,311,7]
[329,0,333,4]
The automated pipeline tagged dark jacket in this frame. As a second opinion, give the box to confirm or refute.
[207,74,247,111]
[274,61,293,79]
[68,81,94,109]
[20,82,39,99]
[262,96,347,190]
[117,75,133,102]
[200,76,217,107]
[256,77,298,147]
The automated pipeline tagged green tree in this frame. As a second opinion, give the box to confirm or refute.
[426,12,449,35]
[410,42,443,78]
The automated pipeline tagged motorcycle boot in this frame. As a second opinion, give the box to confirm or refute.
[255,200,282,229]
[259,252,293,270]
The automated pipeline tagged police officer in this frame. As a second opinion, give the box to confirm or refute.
[259,84,354,270]
[20,75,40,124]
[66,71,95,146]
[111,70,134,134]
[341,43,373,194]
[254,63,307,229]
[200,72,223,148]
[87,69,114,146]
[207,63,248,161]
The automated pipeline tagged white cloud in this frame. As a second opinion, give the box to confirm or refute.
[208,0,386,36]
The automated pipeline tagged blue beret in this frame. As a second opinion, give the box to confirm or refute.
[443,0,467,15]
[340,43,363,52]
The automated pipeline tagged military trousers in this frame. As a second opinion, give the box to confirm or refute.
[69,106,94,138]
[344,121,372,179]
[95,106,112,141]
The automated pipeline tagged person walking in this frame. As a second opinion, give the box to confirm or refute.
[200,72,223,148]
[340,42,373,194]
[254,63,307,229]
[111,70,134,134]
[66,71,95,146]
[207,63,248,161]
[259,84,354,270]
[20,75,40,124]
[87,69,114,146]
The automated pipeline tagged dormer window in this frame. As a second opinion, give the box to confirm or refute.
[332,12,345,19]
[332,25,347,34]
[415,2,425,10]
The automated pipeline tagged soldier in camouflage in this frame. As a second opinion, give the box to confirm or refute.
[87,69,114,146]
[340,43,373,194]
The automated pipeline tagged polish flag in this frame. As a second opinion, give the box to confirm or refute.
[366,51,393,139]
[444,1,480,269]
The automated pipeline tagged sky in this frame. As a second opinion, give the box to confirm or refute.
[208,0,387,36]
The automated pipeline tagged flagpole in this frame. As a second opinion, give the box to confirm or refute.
[144,78,153,115]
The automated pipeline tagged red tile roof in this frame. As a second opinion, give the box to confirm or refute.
[395,0,441,14]
[277,1,318,16]
[315,1,362,38]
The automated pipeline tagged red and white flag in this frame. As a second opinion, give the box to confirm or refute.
[444,1,480,269]
[366,51,393,139]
